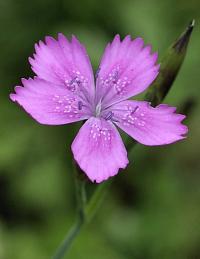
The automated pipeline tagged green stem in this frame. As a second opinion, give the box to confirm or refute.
[54,172,124,258]
[52,216,83,259]
[52,169,86,259]
[52,178,111,259]
[85,180,111,222]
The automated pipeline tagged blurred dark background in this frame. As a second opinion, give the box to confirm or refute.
[0,0,200,258]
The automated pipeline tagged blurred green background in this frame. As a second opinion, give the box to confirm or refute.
[0,0,199,258]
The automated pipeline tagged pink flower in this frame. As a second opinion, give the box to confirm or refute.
[10,34,188,183]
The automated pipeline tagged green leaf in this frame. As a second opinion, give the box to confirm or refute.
[145,20,195,106]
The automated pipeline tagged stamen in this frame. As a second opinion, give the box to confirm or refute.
[95,68,100,79]
[112,70,119,83]
[105,111,113,120]
[102,105,139,124]
[70,77,77,84]
[100,66,121,103]
[78,101,83,110]
[75,77,81,86]
[131,106,139,115]
[65,76,82,92]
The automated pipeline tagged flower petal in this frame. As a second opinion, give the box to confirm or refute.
[96,35,159,108]
[109,100,188,145]
[10,78,91,125]
[72,117,128,183]
[29,34,95,102]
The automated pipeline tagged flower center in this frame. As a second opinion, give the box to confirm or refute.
[94,100,115,121]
